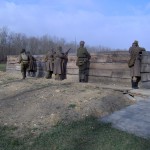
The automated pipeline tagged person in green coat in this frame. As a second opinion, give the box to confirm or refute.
[76,41,91,82]
[18,49,30,79]
[128,40,146,89]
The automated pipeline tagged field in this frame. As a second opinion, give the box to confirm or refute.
[0,69,150,150]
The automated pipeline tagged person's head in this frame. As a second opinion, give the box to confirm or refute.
[57,46,62,52]
[133,40,139,47]
[20,48,26,54]
[80,41,85,47]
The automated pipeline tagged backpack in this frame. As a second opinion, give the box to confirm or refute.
[21,53,28,61]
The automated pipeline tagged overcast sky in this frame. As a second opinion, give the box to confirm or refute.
[0,0,150,50]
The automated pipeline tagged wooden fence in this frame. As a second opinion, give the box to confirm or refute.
[6,51,131,83]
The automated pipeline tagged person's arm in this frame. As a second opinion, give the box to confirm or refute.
[85,48,91,59]
[18,55,22,63]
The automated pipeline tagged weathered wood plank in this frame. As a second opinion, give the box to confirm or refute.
[67,62,129,70]
[141,64,150,73]
[6,52,131,83]
[67,68,130,79]
[141,73,150,82]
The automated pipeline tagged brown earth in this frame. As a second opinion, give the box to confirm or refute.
[0,71,134,136]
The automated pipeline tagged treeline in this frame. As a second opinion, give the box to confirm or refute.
[0,27,125,62]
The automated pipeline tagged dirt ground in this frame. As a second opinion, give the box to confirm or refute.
[0,71,134,135]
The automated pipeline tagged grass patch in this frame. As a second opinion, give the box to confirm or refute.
[0,117,150,150]
[68,104,76,109]
[0,63,6,71]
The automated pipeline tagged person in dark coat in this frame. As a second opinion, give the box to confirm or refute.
[18,49,30,79]
[61,48,71,80]
[76,41,91,82]
[128,40,146,89]
[45,49,54,79]
[26,51,37,77]
[53,46,65,80]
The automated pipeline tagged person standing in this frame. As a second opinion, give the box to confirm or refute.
[26,51,37,77]
[76,41,91,82]
[61,48,71,80]
[18,49,30,79]
[45,49,54,79]
[53,46,65,80]
[128,40,146,89]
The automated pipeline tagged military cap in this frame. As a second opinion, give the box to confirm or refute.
[133,40,138,44]
[20,48,26,53]
[80,41,85,45]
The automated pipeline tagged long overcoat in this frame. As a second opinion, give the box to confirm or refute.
[53,51,65,74]
[45,51,54,72]
[129,46,145,77]
[76,47,91,71]
[28,54,37,72]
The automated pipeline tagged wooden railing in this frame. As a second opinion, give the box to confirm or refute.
[6,51,131,83]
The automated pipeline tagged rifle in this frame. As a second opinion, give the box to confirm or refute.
[64,48,71,56]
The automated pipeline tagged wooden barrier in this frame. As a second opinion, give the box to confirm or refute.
[141,51,150,88]
[6,51,131,83]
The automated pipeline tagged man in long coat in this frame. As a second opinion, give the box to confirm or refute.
[26,51,37,77]
[53,46,65,80]
[129,40,146,88]
[61,48,71,80]
[45,49,54,79]
[76,41,91,82]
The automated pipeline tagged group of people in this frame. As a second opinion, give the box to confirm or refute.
[19,40,91,82]
[18,45,71,81]
[19,39,146,89]
[18,49,37,79]
[44,46,70,80]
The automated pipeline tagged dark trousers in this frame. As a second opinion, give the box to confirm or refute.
[21,63,29,79]
[45,71,53,79]
[131,76,141,89]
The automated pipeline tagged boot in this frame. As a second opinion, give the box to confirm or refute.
[22,72,25,79]
[131,80,138,89]
[135,82,139,89]
[45,72,50,79]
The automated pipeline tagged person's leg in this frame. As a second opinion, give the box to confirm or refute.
[45,71,50,79]
[49,71,53,78]
[55,74,59,80]
[131,76,140,89]
[21,64,26,79]
[135,76,141,89]
[131,77,136,88]
[79,69,85,82]
[57,74,62,80]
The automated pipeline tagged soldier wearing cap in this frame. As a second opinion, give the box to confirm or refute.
[26,51,37,77]
[128,40,146,89]
[45,49,54,79]
[18,49,30,79]
[76,41,91,82]
[53,46,66,80]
